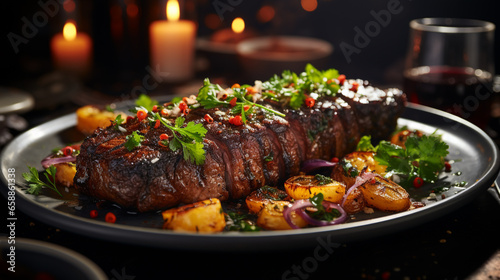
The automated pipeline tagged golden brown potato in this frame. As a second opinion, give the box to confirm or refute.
[76,105,127,135]
[358,176,410,212]
[54,163,76,187]
[332,151,387,188]
[342,187,365,214]
[284,175,345,203]
[256,201,308,230]
[245,186,291,214]
[390,129,423,148]
[162,198,226,233]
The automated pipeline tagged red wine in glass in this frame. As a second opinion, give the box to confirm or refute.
[403,65,493,129]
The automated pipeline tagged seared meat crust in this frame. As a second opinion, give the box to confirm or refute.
[74,84,406,212]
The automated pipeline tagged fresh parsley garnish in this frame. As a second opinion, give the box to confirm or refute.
[135,94,158,112]
[358,134,449,188]
[262,64,341,109]
[154,114,207,165]
[356,135,377,152]
[124,131,144,151]
[22,165,61,197]
[196,78,286,122]
[113,114,125,130]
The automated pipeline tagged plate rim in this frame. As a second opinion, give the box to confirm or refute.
[1,103,499,251]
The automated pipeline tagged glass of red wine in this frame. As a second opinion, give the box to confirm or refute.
[403,18,495,129]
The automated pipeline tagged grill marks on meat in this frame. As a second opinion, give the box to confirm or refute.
[74,85,406,212]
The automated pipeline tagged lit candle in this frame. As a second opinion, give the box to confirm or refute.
[149,0,196,82]
[210,17,255,45]
[50,21,93,76]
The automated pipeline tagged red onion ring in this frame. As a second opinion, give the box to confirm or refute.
[301,159,337,173]
[41,155,76,169]
[283,199,348,229]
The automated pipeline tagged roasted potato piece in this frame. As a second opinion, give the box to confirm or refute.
[342,187,366,214]
[284,175,345,203]
[246,186,290,214]
[54,163,76,187]
[391,129,423,148]
[76,105,127,135]
[256,201,308,230]
[162,198,226,233]
[332,151,387,188]
[358,176,410,212]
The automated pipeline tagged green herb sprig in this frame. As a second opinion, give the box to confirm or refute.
[262,64,341,109]
[124,131,144,151]
[196,78,286,123]
[22,165,61,197]
[154,114,207,165]
[356,134,449,188]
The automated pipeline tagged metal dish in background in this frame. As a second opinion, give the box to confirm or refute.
[0,237,107,280]
[0,103,499,251]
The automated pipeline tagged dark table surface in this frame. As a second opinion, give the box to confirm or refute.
[1,80,500,280]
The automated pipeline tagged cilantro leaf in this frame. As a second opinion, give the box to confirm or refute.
[135,94,158,111]
[373,134,449,188]
[124,131,144,151]
[154,113,207,165]
[113,114,125,130]
[175,121,206,143]
[289,90,305,110]
[22,165,62,196]
[181,141,206,165]
[356,135,377,152]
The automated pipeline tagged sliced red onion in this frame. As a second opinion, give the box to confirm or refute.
[41,155,76,169]
[301,159,337,173]
[283,199,347,229]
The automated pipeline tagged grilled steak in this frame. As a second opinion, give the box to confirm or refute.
[74,80,406,212]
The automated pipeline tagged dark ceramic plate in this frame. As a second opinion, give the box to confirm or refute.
[1,103,499,251]
[0,237,107,280]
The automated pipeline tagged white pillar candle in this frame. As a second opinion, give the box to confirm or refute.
[149,0,196,82]
[51,21,92,76]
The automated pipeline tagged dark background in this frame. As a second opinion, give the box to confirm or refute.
[1,0,499,94]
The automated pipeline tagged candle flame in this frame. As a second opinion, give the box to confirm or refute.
[166,0,180,22]
[231,17,245,34]
[63,21,77,41]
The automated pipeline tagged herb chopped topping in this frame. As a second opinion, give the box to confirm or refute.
[308,193,340,222]
[314,174,334,185]
[124,131,144,151]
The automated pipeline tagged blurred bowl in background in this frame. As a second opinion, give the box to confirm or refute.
[236,36,333,82]
[196,28,257,75]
